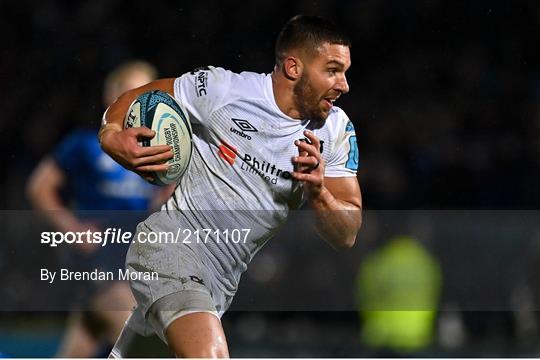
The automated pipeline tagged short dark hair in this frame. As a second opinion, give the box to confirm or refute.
[275,15,351,64]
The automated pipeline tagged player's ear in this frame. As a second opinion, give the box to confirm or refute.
[283,56,303,80]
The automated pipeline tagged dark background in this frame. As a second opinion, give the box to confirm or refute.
[1,0,540,357]
[2,0,539,210]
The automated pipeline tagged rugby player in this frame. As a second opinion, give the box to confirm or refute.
[99,15,362,358]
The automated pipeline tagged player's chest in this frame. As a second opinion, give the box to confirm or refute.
[208,103,333,162]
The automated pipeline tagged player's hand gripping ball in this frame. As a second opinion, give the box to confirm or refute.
[124,90,193,185]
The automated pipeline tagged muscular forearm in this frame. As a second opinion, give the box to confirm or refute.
[98,80,175,178]
[308,186,362,250]
[27,181,81,233]
[27,158,79,232]
[41,207,83,234]
[99,79,175,146]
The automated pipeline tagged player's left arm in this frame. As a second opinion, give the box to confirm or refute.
[292,130,362,250]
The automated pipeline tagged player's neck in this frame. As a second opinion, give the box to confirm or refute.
[271,69,303,120]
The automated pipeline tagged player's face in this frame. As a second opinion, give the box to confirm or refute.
[293,43,351,126]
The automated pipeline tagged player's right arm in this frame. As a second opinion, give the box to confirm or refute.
[99,79,175,181]
[27,157,78,231]
[26,157,99,253]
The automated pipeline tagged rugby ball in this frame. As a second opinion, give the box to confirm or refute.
[124,90,193,185]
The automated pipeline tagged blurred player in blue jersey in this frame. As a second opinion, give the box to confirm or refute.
[27,60,171,357]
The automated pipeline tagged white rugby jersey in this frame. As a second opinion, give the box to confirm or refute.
[142,66,358,310]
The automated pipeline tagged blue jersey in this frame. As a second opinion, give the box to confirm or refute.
[53,130,155,210]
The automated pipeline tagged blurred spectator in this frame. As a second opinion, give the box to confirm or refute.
[355,235,442,356]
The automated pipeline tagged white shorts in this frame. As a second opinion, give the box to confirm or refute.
[147,290,220,343]
[110,293,221,358]
[123,222,226,342]
[126,222,227,313]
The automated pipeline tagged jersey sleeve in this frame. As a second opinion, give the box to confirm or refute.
[173,66,232,125]
[52,131,84,174]
[324,111,359,177]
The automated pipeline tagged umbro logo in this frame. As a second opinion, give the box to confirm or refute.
[232,118,258,132]
[230,118,257,140]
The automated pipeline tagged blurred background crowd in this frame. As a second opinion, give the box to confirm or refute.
[1,0,540,357]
